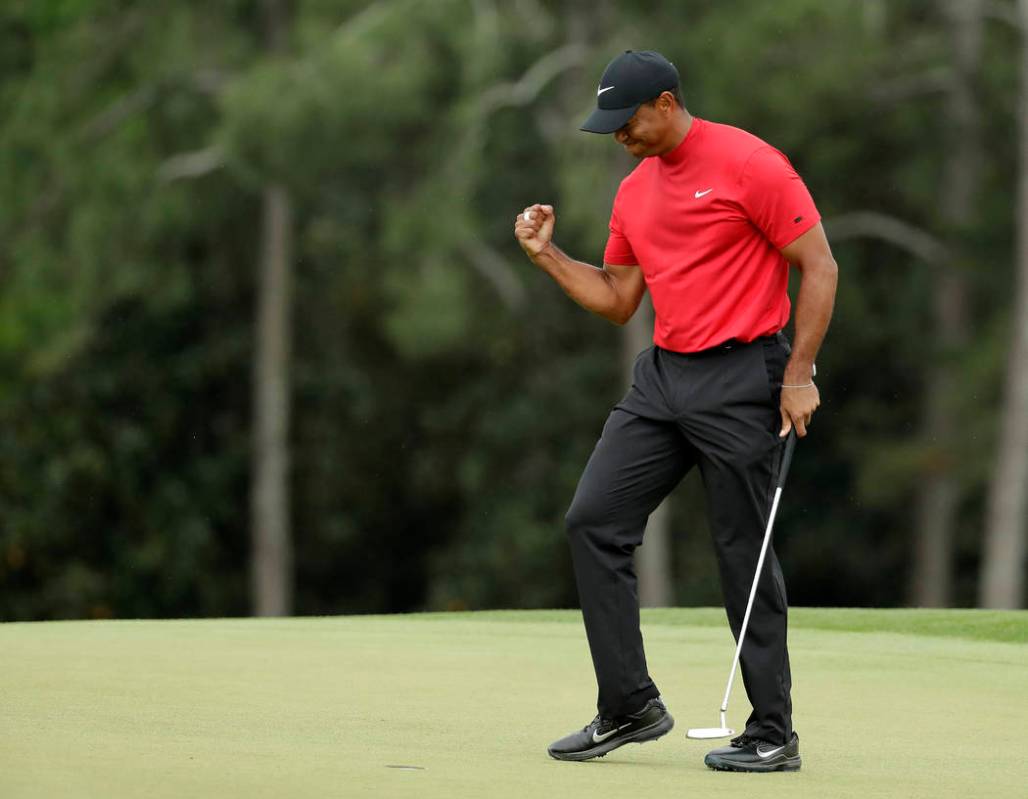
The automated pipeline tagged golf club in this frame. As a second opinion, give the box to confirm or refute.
[687,427,798,739]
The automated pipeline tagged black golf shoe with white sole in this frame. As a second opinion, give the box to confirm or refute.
[547,696,674,761]
[704,731,801,772]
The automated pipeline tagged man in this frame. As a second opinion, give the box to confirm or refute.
[513,50,837,772]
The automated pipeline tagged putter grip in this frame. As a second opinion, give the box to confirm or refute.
[776,429,798,489]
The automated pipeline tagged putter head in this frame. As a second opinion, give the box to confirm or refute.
[686,727,734,739]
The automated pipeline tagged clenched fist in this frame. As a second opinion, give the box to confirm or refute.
[514,204,556,258]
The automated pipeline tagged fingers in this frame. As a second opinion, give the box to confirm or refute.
[514,208,536,236]
[780,411,811,438]
[514,225,536,242]
[780,383,819,438]
[514,204,554,230]
[779,410,792,439]
[780,410,814,438]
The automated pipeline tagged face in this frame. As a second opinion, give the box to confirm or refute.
[613,93,675,158]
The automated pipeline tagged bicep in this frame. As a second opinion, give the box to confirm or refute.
[780,222,835,271]
[604,262,647,311]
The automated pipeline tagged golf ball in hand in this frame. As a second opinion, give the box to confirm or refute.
[524,211,534,222]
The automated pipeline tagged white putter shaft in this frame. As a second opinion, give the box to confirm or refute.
[687,430,798,740]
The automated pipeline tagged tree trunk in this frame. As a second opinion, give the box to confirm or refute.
[251,184,294,617]
[909,0,982,607]
[627,296,674,607]
[250,0,294,617]
[979,0,1028,609]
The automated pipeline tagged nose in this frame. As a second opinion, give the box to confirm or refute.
[614,128,629,144]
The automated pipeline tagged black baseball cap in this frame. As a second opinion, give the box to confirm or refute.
[580,50,680,134]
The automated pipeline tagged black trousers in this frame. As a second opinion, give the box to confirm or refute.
[564,332,793,745]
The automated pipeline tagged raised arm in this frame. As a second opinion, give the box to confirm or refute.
[514,204,646,325]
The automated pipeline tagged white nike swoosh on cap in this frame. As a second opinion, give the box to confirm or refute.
[756,744,786,759]
[597,86,615,96]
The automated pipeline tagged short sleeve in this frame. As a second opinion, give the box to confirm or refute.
[738,146,821,250]
[603,204,639,266]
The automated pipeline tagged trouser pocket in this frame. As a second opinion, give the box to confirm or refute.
[761,334,790,404]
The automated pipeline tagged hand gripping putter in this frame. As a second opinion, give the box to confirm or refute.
[687,429,799,740]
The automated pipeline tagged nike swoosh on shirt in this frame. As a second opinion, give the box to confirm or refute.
[756,744,786,759]
[694,189,713,198]
[591,723,631,743]
[597,86,615,96]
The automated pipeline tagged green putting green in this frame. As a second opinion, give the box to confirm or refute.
[2,608,1025,798]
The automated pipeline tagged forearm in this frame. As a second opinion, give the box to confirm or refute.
[531,243,629,324]
[785,258,838,383]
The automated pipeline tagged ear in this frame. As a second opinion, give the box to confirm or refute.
[658,91,675,114]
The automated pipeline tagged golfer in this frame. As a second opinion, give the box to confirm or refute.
[514,50,837,772]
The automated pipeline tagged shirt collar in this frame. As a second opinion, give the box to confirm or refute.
[659,117,702,166]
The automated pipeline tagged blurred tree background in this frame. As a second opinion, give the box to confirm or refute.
[1,0,1025,620]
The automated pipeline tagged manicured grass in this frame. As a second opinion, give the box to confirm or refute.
[449,606,1027,643]
[2,608,1026,798]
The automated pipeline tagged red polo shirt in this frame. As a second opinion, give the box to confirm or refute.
[603,117,820,353]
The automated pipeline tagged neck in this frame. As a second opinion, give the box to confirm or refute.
[657,110,693,157]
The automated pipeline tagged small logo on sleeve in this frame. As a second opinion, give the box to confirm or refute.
[694,188,713,199]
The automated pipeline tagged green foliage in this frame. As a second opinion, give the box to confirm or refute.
[0,0,1021,619]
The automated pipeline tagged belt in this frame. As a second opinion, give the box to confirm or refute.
[658,333,781,359]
